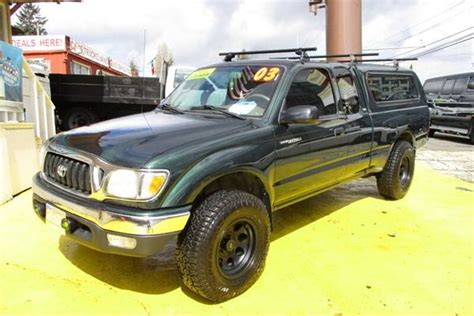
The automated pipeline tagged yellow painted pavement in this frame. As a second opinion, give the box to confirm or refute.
[0,162,473,316]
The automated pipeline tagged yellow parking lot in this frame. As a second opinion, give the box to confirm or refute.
[0,162,473,316]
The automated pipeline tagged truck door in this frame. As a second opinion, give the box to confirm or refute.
[333,67,373,176]
[273,67,349,207]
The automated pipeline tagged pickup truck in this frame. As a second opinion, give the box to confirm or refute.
[423,73,474,143]
[32,54,429,302]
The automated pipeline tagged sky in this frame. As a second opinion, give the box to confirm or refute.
[12,0,473,82]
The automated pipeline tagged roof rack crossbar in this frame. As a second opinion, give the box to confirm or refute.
[337,58,419,67]
[270,52,379,60]
[219,47,317,62]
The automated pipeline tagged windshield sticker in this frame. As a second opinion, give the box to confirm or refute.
[229,101,257,115]
[253,67,280,82]
[187,68,216,80]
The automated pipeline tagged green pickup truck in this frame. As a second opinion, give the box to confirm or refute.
[33,49,429,302]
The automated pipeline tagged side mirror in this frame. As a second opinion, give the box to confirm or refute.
[280,105,320,125]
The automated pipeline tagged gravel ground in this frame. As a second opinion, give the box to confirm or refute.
[417,133,473,183]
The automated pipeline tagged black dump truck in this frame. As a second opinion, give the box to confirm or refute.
[33,48,430,302]
[423,72,474,143]
[49,74,161,130]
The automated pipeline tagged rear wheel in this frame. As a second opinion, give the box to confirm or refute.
[377,141,415,200]
[62,107,98,130]
[176,190,270,302]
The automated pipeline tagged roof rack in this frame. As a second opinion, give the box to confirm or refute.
[336,57,418,69]
[271,52,379,60]
[219,47,317,62]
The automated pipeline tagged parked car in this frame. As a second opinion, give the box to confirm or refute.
[32,51,429,302]
[423,72,474,103]
[423,73,474,143]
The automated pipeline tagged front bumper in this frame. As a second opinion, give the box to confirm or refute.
[32,173,191,257]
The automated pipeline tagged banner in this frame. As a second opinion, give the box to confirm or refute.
[0,41,23,102]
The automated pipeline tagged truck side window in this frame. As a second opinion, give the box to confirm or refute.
[367,74,419,103]
[442,79,455,95]
[335,69,359,114]
[452,77,469,94]
[285,68,336,116]
[468,76,474,90]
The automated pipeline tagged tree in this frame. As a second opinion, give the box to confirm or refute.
[15,3,48,35]
[237,49,250,60]
[129,60,139,77]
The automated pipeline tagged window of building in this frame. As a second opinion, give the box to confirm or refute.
[285,68,336,116]
[367,74,419,103]
[70,61,91,75]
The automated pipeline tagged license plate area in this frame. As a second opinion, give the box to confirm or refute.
[46,204,66,235]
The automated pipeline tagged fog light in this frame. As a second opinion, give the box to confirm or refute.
[106,234,137,249]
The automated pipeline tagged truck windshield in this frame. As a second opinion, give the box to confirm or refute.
[165,65,284,117]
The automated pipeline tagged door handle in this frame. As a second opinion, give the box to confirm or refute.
[345,126,362,133]
[333,127,345,136]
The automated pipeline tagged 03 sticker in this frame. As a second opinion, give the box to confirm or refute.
[253,67,280,82]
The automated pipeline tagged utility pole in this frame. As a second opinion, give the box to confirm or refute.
[309,0,362,62]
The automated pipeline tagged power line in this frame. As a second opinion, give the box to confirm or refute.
[365,0,468,48]
[412,36,473,58]
[364,46,420,51]
[389,7,471,47]
[390,27,473,58]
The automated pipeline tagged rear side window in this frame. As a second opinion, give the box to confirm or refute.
[452,77,469,94]
[424,79,444,94]
[442,79,455,94]
[367,74,419,103]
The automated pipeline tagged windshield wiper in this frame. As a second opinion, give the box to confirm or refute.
[188,105,247,120]
[156,102,184,114]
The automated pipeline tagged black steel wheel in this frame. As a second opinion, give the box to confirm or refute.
[377,140,415,200]
[62,107,98,130]
[176,190,270,303]
[217,219,256,279]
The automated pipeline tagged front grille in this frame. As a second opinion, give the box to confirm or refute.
[44,152,92,194]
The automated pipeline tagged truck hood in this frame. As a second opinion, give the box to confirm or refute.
[51,111,253,168]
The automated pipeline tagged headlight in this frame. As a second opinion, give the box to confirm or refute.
[105,169,168,200]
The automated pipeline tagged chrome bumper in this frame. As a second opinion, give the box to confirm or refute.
[32,173,190,236]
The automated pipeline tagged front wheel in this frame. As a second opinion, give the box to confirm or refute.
[176,190,270,302]
[377,141,415,200]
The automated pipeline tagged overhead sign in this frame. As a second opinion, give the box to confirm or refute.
[70,40,109,67]
[12,35,66,52]
[0,41,23,102]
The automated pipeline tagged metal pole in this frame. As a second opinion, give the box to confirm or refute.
[0,0,12,43]
[326,0,362,62]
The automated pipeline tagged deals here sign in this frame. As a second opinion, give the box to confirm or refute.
[0,41,23,102]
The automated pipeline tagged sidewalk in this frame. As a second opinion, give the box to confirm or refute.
[0,163,473,316]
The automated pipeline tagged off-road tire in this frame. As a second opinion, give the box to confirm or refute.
[62,107,98,130]
[176,190,270,303]
[377,140,415,200]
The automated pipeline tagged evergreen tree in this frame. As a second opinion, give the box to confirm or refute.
[15,3,48,35]
[129,60,139,76]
